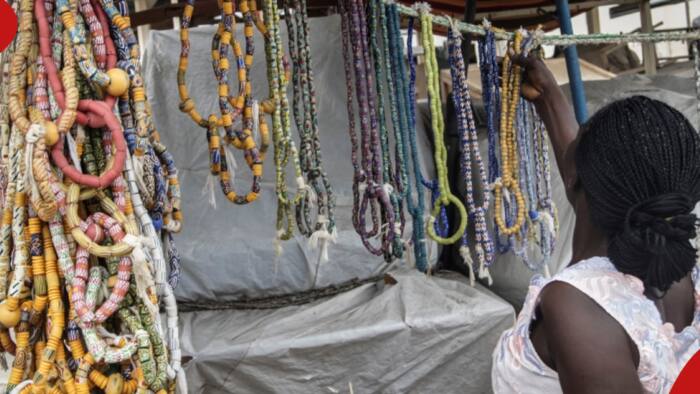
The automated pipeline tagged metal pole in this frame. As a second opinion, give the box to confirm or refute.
[555,0,589,123]
[640,0,657,75]
[586,7,601,34]
[462,0,476,76]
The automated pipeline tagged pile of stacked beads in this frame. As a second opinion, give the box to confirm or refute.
[0,0,186,391]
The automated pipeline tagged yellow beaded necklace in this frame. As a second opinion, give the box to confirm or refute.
[493,31,526,236]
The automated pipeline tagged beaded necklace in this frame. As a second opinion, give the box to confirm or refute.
[0,0,185,390]
[531,104,557,273]
[339,0,398,259]
[179,0,265,205]
[284,0,337,261]
[493,30,526,237]
[477,24,511,254]
[386,5,429,271]
[262,0,308,254]
[446,23,494,285]
[406,16,450,240]
[513,99,557,274]
[369,0,403,261]
[417,4,467,246]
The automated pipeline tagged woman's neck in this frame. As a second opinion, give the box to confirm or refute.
[570,193,608,265]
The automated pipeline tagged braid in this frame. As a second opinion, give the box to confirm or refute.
[575,96,700,292]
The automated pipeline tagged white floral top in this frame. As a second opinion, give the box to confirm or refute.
[492,257,700,394]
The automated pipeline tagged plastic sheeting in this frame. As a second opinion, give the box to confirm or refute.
[143,16,515,394]
[143,16,440,303]
[177,268,514,394]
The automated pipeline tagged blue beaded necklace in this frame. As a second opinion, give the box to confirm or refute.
[446,24,494,285]
[477,24,512,253]
[385,4,429,270]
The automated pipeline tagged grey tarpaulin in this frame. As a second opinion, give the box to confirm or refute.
[142,15,444,303]
[143,15,515,393]
[177,269,512,394]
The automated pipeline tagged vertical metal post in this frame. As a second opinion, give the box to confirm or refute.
[555,0,588,124]
[461,0,477,76]
[640,0,657,75]
[586,7,600,34]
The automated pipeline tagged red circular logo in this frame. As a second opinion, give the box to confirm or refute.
[671,350,700,393]
[0,1,18,53]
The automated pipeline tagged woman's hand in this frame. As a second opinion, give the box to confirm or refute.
[510,52,559,103]
[508,51,579,203]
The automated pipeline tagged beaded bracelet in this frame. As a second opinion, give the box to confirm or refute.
[417,4,468,245]
[71,212,132,325]
[64,183,136,257]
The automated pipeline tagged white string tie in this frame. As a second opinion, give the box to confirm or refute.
[308,215,337,263]
[274,228,285,257]
[24,124,44,203]
[123,234,159,318]
[201,173,217,209]
[459,245,475,287]
[475,244,493,286]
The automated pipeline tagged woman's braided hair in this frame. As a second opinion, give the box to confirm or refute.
[575,95,700,292]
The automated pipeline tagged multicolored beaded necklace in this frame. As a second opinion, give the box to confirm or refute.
[284,0,337,261]
[0,0,186,390]
[179,0,267,205]
[339,0,398,260]
[368,0,404,261]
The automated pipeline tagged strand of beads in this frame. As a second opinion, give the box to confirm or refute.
[531,104,557,275]
[493,30,526,237]
[446,22,494,285]
[0,0,185,390]
[385,5,429,271]
[477,22,513,253]
[368,0,404,261]
[283,0,337,262]
[406,15,450,241]
[179,0,268,206]
[339,0,398,259]
[261,0,307,254]
[417,3,468,246]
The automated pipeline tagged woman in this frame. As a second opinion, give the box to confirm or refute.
[492,53,700,393]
